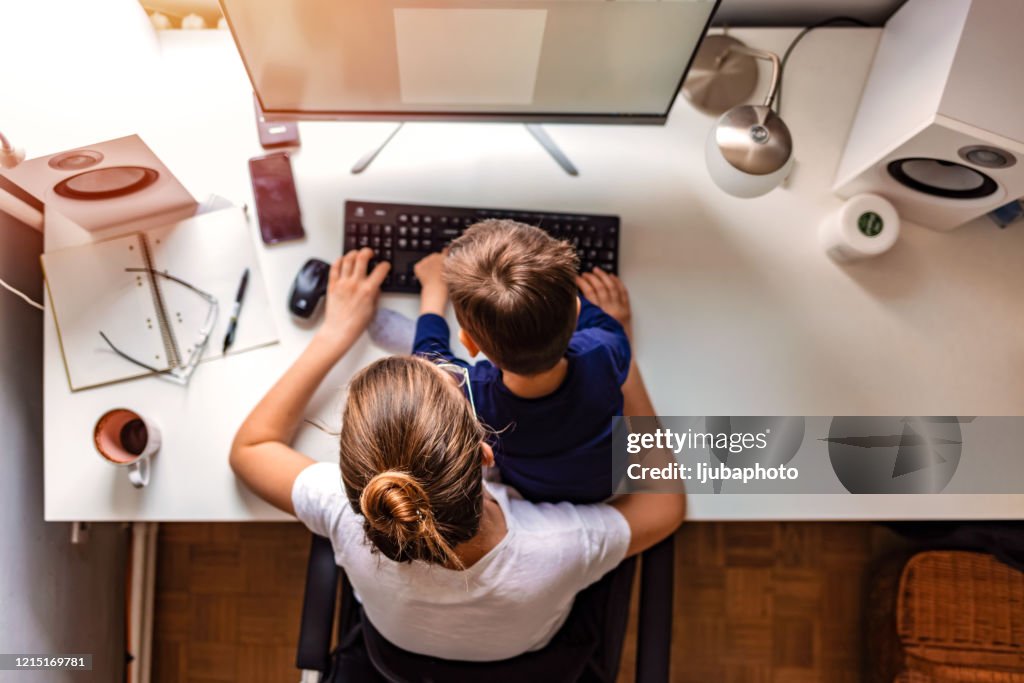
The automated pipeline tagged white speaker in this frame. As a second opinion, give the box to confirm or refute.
[1,135,197,235]
[833,0,1024,231]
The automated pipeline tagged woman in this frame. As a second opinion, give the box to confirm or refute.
[230,248,686,662]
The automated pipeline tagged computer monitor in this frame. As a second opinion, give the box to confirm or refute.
[219,0,720,124]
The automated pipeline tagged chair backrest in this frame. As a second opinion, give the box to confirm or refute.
[359,555,637,683]
[296,534,676,683]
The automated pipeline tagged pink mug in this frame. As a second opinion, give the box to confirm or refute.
[93,408,161,488]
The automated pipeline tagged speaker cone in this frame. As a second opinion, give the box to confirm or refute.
[887,158,998,199]
[53,166,160,200]
[958,145,1016,169]
[48,149,104,171]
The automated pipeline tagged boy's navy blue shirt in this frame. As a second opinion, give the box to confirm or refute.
[412,296,630,504]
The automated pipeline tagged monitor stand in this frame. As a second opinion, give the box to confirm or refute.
[350,123,579,176]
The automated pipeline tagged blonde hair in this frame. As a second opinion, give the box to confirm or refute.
[339,356,486,568]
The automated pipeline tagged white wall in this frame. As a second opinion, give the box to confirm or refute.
[714,0,906,26]
[0,212,125,682]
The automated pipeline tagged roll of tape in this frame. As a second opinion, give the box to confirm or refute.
[820,193,900,262]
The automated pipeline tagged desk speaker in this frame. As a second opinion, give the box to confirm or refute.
[833,0,1024,231]
[1,135,197,235]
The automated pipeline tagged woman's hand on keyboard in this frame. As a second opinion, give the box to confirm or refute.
[318,248,391,354]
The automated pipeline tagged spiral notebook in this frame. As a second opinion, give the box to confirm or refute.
[42,207,278,391]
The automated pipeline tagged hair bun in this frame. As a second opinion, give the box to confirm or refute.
[360,470,430,535]
[359,470,464,567]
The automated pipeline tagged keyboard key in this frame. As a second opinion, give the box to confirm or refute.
[383,224,393,236]
[422,226,433,237]
[423,215,433,224]
[398,225,408,236]
[411,238,420,249]
[410,226,420,237]
[371,236,381,248]
[371,224,381,236]
[411,214,421,224]
[357,223,369,236]
[398,238,408,249]
[398,214,409,223]
[357,235,369,247]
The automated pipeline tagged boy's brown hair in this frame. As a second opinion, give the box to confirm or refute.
[445,219,579,376]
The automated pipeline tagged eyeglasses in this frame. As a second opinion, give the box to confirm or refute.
[99,268,219,385]
[437,362,476,417]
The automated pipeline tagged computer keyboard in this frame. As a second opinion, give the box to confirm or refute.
[343,200,620,293]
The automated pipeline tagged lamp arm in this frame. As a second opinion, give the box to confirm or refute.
[722,45,782,109]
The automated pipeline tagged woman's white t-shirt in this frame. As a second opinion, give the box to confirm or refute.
[291,462,631,662]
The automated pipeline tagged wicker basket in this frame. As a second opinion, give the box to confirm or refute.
[869,551,1024,683]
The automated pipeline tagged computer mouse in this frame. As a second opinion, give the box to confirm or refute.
[288,258,330,318]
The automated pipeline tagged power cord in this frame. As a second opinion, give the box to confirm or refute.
[0,276,44,311]
[773,16,871,117]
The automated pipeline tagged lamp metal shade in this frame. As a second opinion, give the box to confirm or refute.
[706,104,794,198]
[682,34,760,117]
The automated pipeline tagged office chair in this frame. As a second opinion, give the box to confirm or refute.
[296,533,675,683]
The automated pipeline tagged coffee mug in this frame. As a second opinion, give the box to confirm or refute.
[93,408,161,488]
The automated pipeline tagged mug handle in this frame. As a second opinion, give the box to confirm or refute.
[128,458,150,488]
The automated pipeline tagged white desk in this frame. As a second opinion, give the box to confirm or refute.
[27,29,1024,521]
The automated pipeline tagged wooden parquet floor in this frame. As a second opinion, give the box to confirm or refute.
[153,522,907,682]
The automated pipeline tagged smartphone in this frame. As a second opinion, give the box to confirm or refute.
[253,93,300,149]
[249,152,305,244]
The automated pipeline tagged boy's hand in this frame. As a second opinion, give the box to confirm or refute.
[578,267,632,337]
[414,252,448,316]
[315,248,390,356]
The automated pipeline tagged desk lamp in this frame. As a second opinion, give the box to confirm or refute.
[0,131,25,169]
[0,130,41,229]
[683,35,794,198]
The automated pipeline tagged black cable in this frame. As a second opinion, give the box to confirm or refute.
[774,16,871,116]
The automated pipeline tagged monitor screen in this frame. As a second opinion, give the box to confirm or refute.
[220,0,720,123]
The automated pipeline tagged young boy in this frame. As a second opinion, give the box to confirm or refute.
[412,219,631,503]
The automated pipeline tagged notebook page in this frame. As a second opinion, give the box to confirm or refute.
[42,233,168,390]
[146,207,278,363]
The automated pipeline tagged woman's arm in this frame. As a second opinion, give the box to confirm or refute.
[577,269,685,556]
[229,248,389,513]
[609,363,688,556]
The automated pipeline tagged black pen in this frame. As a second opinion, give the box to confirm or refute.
[222,268,250,353]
